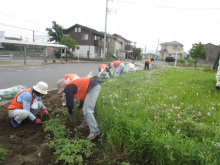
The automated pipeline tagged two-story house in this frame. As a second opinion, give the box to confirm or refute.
[159,41,184,61]
[64,24,133,60]
[64,24,104,58]
[112,34,133,59]
[204,43,220,62]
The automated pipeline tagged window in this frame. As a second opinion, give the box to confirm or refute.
[163,46,167,50]
[74,27,77,32]
[81,34,88,40]
[78,27,81,32]
[210,49,213,54]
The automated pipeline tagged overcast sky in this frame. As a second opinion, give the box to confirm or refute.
[0,0,220,53]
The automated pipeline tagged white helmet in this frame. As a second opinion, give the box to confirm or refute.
[33,81,48,94]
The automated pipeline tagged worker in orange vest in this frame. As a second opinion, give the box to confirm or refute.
[64,74,80,81]
[109,61,125,77]
[144,58,151,70]
[8,82,49,127]
[56,77,101,141]
[62,74,81,107]
[98,64,112,77]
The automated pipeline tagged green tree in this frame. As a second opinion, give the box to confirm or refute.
[133,47,142,60]
[60,36,77,50]
[189,42,206,69]
[46,21,65,43]
[213,50,220,70]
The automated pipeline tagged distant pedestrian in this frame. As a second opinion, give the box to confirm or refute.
[144,58,151,70]
[109,61,125,77]
[56,77,101,140]
[98,64,112,77]
[8,82,49,127]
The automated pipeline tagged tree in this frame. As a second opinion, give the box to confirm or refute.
[60,36,77,50]
[188,42,206,69]
[133,47,142,60]
[46,21,65,43]
[213,50,220,70]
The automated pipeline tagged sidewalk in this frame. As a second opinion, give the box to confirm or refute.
[0,59,101,67]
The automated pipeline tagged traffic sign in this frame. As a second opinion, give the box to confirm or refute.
[76,46,80,50]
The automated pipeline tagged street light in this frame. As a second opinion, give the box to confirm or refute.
[64,34,70,62]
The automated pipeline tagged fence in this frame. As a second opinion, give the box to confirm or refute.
[0,53,13,62]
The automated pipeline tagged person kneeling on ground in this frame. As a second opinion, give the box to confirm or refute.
[109,60,125,77]
[98,64,112,77]
[56,77,101,141]
[8,81,49,127]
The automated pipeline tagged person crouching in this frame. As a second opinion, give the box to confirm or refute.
[8,81,49,127]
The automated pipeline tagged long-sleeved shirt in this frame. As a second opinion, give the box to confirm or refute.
[64,80,99,114]
[17,91,46,121]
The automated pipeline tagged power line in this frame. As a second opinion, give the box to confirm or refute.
[116,0,220,10]
[0,23,47,34]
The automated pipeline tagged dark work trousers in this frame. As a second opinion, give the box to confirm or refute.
[144,62,149,70]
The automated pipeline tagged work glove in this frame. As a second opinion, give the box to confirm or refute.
[43,109,49,115]
[34,118,42,124]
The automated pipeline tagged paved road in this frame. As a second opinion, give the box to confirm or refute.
[0,62,101,90]
[0,58,167,90]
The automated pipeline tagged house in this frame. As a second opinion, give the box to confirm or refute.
[112,33,133,59]
[204,43,220,62]
[159,41,184,61]
[64,24,104,59]
[64,24,133,59]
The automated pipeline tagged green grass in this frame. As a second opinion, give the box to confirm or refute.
[96,67,220,164]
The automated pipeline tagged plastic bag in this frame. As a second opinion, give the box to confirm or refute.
[86,71,93,77]
[0,85,26,101]
[124,63,137,73]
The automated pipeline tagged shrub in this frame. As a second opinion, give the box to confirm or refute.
[188,59,195,66]
[178,59,185,64]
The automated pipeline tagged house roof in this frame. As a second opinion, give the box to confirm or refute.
[204,43,220,49]
[65,23,104,36]
[65,23,131,42]
[160,41,183,46]
[113,33,132,42]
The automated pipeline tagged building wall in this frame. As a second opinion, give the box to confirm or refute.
[204,43,220,62]
[159,44,184,60]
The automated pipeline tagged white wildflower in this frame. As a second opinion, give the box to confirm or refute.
[207,112,211,116]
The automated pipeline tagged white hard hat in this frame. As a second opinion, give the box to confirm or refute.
[33,81,48,94]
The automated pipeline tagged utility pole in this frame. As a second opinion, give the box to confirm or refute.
[33,30,34,42]
[103,0,108,61]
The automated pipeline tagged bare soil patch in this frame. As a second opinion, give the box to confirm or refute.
[0,90,107,165]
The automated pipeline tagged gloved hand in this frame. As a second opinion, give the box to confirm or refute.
[34,118,42,124]
[43,109,49,115]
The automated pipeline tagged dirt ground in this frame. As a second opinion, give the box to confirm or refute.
[0,90,106,165]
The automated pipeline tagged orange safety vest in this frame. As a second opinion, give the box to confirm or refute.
[64,74,80,80]
[99,64,108,70]
[8,88,33,110]
[112,61,121,68]
[65,77,91,100]
[146,59,150,64]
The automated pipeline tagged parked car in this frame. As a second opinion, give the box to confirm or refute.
[165,57,175,62]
